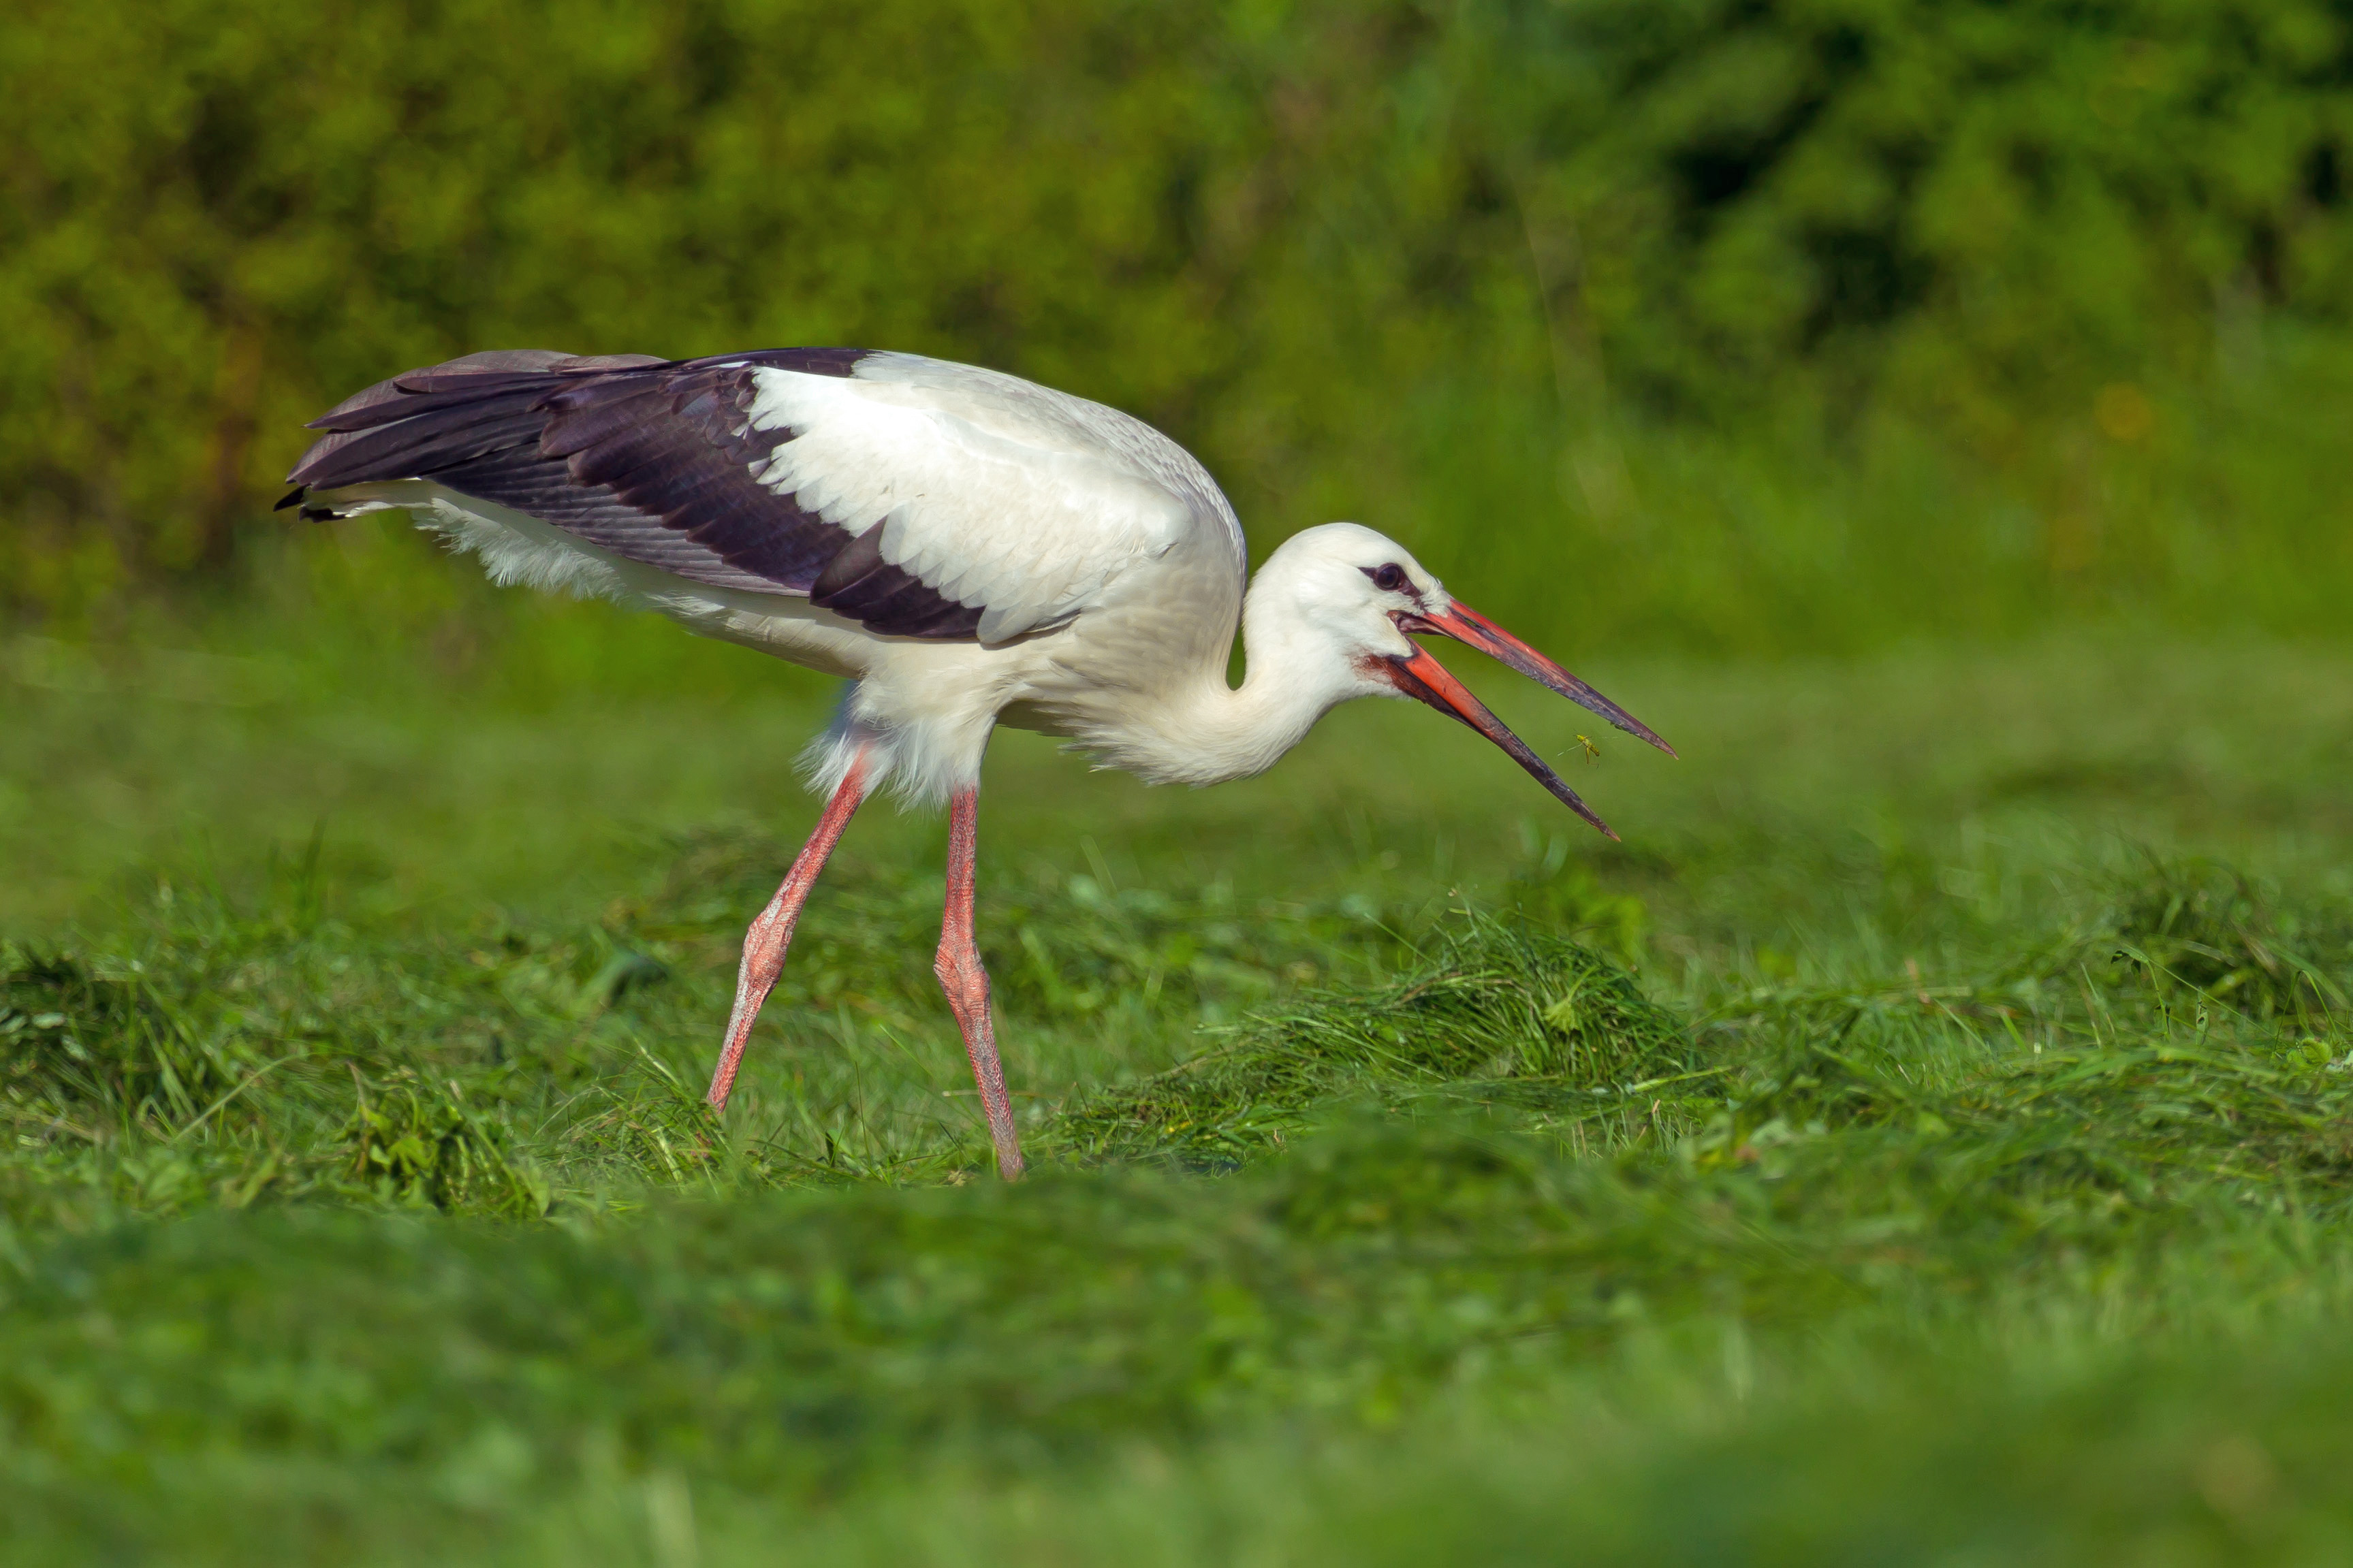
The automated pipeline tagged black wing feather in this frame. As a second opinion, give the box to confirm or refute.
[283,349,984,638]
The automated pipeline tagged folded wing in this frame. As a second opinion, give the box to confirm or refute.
[283,348,1231,643]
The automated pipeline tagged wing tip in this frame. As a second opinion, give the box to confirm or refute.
[275,481,347,522]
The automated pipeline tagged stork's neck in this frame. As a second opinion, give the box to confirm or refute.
[1084,575,1372,788]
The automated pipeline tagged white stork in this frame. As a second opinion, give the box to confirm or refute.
[281,348,1673,1180]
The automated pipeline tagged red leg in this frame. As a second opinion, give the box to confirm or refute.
[936,787,1025,1181]
[705,750,870,1113]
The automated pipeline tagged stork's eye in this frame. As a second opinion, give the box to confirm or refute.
[1368,562,1409,593]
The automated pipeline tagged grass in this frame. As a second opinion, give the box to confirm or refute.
[4,573,2353,1563]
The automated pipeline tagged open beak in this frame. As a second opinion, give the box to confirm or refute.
[1383,601,1675,840]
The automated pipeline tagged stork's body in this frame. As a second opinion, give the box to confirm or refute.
[284,347,1671,1179]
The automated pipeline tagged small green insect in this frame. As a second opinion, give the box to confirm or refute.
[1575,734,1601,765]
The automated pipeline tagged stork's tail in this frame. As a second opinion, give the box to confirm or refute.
[276,348,667,519]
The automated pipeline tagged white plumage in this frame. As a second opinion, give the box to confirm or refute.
[284,346,1672,1180]
[742,356,1215,643]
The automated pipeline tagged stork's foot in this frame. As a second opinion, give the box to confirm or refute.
[704,752,870,1113]
[936,925,1024,1181]
[939,786,1024,1181]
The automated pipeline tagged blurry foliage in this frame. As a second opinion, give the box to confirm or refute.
[4,0,2352,645]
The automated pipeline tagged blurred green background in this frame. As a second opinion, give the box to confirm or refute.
[10,4,2353,1564]
[7,0,2351,651]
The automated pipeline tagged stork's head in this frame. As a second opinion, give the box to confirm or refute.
[1252,522,1675,839]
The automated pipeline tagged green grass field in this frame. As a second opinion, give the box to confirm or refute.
[5,573,2353,1563]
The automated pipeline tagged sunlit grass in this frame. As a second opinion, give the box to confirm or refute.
[3,598,2352,1563]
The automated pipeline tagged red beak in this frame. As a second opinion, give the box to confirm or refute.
[1382,601,1674,839]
